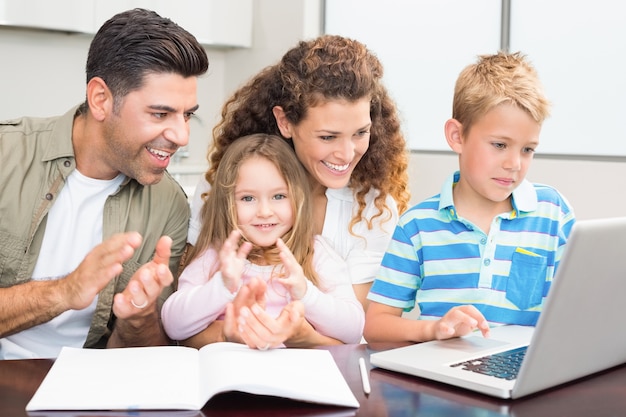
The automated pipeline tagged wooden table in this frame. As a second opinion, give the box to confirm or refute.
[2,343,626,416]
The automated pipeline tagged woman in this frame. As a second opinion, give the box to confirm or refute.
[184,34,410,348]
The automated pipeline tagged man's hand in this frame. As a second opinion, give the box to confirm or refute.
[0,232,142,338]
[112,235,173,320]
[108,235,174,348]
[64,232,143,311]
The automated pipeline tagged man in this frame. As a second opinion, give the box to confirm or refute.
[0,8,209,359]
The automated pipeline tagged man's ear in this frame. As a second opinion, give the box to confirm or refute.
[444,118,464,154]
[272,106,292,139]
[86,77,113,122]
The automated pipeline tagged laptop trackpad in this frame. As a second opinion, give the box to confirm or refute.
[431,336,510,354]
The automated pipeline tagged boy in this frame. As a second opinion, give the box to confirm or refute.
[364,52,575,343]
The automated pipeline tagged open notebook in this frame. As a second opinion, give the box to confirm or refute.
[26,342,359,411]
[370,217,626,399]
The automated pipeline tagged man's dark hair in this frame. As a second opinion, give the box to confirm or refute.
[80,8,208,112]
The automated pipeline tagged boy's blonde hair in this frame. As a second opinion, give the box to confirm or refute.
[452,51,550,136]
[188,133,319,286]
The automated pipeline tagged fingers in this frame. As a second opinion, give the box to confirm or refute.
[222,230,253,260]
[458,305,490,337]
[152,235,172,266]
[237,304,275,349]
[219,231,252,292]
[275,239,307,300]
[282,300,305,321]
[437,305,491,339]
[234,277,266,309]
[66,232,142,310]
[237,301,304,349]
[113,236,174,319]
[231,278,265,311]
[276,238,296,266]
[222,303,244,343]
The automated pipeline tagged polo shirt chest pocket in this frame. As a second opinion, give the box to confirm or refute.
[506,248,547,310]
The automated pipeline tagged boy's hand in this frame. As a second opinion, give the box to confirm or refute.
[434,305,491,340]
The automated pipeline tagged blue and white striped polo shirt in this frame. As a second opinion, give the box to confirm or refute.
[368,171,576,326]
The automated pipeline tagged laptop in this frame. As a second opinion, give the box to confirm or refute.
[369,217,626,399]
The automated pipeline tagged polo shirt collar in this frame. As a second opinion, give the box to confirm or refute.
[439,171,538,216]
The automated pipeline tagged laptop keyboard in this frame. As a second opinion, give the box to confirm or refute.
[450,346,527,380]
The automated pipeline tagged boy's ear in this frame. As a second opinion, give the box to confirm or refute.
[272,106,293,139]
[444,118,464,154]
[86,77,113,122]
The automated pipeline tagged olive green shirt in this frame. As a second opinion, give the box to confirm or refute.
[0,106,190,348]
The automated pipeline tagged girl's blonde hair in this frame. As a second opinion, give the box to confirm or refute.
[187,133,319,286]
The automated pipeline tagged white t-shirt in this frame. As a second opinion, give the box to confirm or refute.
[0,170,125,359]
[188,177,399,286]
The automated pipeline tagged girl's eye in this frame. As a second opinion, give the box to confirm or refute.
[523,147,536,154]
[356,130,370,137]
[273,194,287,200]
[320,135,335,141]
[493,142,506,149]
[241,196,254,202]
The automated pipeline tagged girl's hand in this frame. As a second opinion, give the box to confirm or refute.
[274,238,308,300]
[219,230,252,293]
[223,277,267,342]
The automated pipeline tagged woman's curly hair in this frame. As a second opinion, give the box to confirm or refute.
[205,35,410,231]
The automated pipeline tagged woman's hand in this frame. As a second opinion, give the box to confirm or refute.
[222,276,267,343]
[237,300,305,350]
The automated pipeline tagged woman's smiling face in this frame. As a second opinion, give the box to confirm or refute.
[286,98,371,191]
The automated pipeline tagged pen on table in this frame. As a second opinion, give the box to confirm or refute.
[359,357,371,395]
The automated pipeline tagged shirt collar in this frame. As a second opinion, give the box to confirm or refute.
[42,105,80,162]
[439,171,537,216]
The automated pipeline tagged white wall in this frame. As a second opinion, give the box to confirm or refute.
[408,152,626,221]
[0,0,623,220]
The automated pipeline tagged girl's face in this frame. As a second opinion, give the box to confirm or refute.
[280,98,371,192]
[234,156,294,247]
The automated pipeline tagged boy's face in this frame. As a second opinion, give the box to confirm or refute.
[454,103,541,210]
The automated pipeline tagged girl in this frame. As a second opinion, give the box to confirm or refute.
[162,134,364,348]
[186,34,410,348]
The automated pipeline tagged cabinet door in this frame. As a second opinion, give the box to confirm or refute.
[93,0,253,48]
[0,0,93,33]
